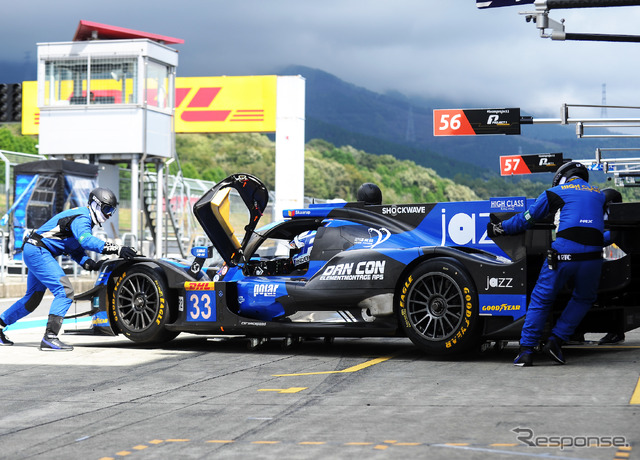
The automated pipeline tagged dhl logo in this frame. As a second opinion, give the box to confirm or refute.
[21,75,277,135]
[184,281,217,291]
[174,76,276,133]
[176,87,264,123]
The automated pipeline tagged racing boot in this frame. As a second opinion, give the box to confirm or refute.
[513,346,534,367]
[542,335,565,364]
[0,326,13,346]
[598,332,625,345]
[40,315,73,351]
[567,332,585,345]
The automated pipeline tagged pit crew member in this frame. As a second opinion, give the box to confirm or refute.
[0,187,136,351]
[488,162,608,366]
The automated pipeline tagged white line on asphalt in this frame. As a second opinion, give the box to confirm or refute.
[434,443,593,459]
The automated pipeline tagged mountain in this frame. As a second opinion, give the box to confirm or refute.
[279,65,484,178]
[2,57,626,182]
[277,65,623,181]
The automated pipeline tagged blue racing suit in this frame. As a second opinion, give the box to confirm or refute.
[0,207,106,328]
[501,177,608,346]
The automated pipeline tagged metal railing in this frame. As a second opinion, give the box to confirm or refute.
[0,149,47,216]
[0,229,4,283]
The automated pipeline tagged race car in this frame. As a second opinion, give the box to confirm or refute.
[75,173,640,355]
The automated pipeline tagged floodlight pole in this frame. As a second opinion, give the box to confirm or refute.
[521,0,640,41]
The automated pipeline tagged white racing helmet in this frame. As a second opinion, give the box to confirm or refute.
[289,230,316,267]
[88,187,118,225]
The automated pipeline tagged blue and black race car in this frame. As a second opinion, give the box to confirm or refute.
[75,173,640,355]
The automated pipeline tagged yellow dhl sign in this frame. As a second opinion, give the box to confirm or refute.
[175,76,276,133]
[21,75,277,135]
[21,81,38,135]
[184,281,216,291]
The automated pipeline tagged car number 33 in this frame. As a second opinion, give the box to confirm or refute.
[188,292,216,321]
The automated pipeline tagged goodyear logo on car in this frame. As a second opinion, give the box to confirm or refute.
[490,197,526,212]
[482,304,520,312]
[91,311,111,327]
[479,294,526,319]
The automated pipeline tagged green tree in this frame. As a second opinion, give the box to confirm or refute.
[0,125,38,154]
[5,126,637,205]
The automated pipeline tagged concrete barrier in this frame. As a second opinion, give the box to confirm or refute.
[0,276,97,299]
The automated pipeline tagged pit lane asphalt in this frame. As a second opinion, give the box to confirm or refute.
[0,299,638,460]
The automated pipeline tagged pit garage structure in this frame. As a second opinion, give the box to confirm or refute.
[35,21,182,257]
[32,20,305,258]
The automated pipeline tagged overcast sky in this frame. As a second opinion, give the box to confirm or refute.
[2,0,640,118]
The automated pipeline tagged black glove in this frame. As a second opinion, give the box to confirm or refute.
[83,258,105,271]
[487,216,506,238]
[119,246,137,260]
[103,242,120,255]
[103,242,137,260]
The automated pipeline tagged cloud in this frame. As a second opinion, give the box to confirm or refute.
[2,0,640,119]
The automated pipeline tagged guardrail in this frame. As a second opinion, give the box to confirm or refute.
[0,229,4,283]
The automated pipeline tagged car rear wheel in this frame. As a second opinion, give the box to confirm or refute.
[111,265,179,344]
[397,258,480,354]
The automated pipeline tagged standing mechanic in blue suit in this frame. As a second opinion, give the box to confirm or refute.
[487,162,608,367]
[0,188,136,351]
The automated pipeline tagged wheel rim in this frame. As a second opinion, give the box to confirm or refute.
[406,271,464,341]
[116,273,160,332]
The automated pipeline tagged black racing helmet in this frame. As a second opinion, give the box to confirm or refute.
[552,161,589,187]
[88,187,118,219]
[602,187,622,205]
[357,182,382,205]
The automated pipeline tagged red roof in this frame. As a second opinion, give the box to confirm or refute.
[73,20,184,45]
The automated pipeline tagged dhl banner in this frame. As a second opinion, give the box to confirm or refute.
[175,76,276,133]
[22,81,39,135]
[21,75,277,135]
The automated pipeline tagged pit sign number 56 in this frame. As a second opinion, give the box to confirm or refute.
[433,109,474,136]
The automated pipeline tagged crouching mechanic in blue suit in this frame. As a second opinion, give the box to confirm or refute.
[487,162,609,367]
[0,187,137,351]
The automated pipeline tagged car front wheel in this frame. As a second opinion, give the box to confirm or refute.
[111,265,178,344]
[397,258,480,355]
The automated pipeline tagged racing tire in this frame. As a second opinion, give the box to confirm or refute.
[111,265,179,344]
[397,258,481,355]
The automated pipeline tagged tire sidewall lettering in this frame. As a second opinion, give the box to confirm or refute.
[399,274,413,327]
[111,271,127,324]
[398,260,479,354]
[445,284,475,349]
[154,279,165,326]
[110,267,175,343]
